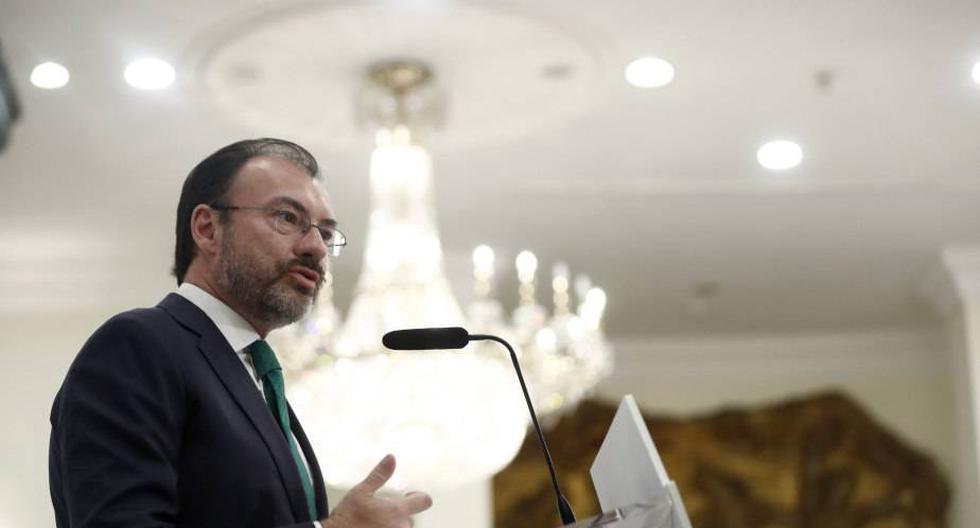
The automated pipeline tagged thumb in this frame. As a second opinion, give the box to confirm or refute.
[401,491,433,515]
[356,454,396,494]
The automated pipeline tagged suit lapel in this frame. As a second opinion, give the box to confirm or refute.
[158,293,311,522]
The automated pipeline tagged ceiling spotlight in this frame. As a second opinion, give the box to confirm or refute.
[757,140,803,170]
[124,58,175,90]
[972,61,980,85]
[30,62,70,89]
[624,56,675,88]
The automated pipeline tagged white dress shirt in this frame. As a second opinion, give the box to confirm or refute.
[176,282,323,527]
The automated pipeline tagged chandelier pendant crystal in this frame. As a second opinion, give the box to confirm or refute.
[273,60,612,490]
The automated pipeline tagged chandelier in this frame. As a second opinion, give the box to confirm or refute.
[272,60,612,490]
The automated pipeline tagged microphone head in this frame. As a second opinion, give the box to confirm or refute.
[382,327,470,350]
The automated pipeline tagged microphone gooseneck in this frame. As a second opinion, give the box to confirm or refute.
[468,333,577,526]
[381,327,577,525]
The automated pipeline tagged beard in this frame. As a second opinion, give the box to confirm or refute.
[216,227,325,329]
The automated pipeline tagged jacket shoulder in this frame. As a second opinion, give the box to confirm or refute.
[67,305,190,386]
[51,304,190,425]
[90,304,186,347]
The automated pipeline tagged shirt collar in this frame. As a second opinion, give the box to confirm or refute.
[176,282,260,353]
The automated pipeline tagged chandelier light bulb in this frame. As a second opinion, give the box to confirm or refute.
[972,61,980,85]
[552,262,571,314]
[624,56,675,88]
[552,262,570,296]
[581,287,608,330]
[124,58,175,90]
[473,245,495,296]
[535,328,558,351]
[552,273,569,293]
[30,62,70,89]
[473,245,495,274]
[516,250,538,283]
[586,287,607,311]
[757,140,803,170]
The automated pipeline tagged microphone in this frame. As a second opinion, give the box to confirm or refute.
[382,327,577,526]
[381,327,469,350]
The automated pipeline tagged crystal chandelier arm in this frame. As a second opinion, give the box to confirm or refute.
[468,333,577,526]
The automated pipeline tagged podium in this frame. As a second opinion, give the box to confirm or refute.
[559,495,685,528]
[555,395,693,528]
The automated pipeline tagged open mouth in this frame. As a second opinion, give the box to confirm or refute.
[286,267,320,292]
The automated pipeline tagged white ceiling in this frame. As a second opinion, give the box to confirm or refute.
[1,0,979,337]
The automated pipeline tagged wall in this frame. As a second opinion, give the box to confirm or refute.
[595,328,957,523]
[0,310,115,528]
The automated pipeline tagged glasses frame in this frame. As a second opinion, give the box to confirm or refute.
[210,204,348,257]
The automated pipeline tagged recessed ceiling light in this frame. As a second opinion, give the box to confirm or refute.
[624,56,675,88]
[30,62,70,89]
[757,140,803,170]
[124,58,175,90]
[972,61,980,85]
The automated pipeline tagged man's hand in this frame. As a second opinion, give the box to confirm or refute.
[322,455,433,528]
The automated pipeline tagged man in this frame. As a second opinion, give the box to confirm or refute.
[49,139,432,528]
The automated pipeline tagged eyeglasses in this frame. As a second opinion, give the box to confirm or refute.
[210,204,348,257]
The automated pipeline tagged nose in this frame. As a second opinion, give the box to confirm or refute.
[294,226,328,264]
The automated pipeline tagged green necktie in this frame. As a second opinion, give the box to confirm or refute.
[246,340,317,520]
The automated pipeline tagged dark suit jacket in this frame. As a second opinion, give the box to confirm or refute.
[49,293,329,528]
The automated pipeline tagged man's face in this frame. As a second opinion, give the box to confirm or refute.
[214,156,334,330]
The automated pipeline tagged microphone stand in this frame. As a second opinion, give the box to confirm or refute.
[469,334,577,526]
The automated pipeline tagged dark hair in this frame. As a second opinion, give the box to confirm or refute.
[172,138,319,284]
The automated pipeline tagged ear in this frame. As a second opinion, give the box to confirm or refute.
[190,204,222,259]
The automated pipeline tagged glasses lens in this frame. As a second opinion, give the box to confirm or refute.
[271,210,303,236]
[317,226,346,255]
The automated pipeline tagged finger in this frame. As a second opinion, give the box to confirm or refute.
[401,491,433,515]
[356,454,396,494]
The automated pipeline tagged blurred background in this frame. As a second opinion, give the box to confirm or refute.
[2,1,979,527]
